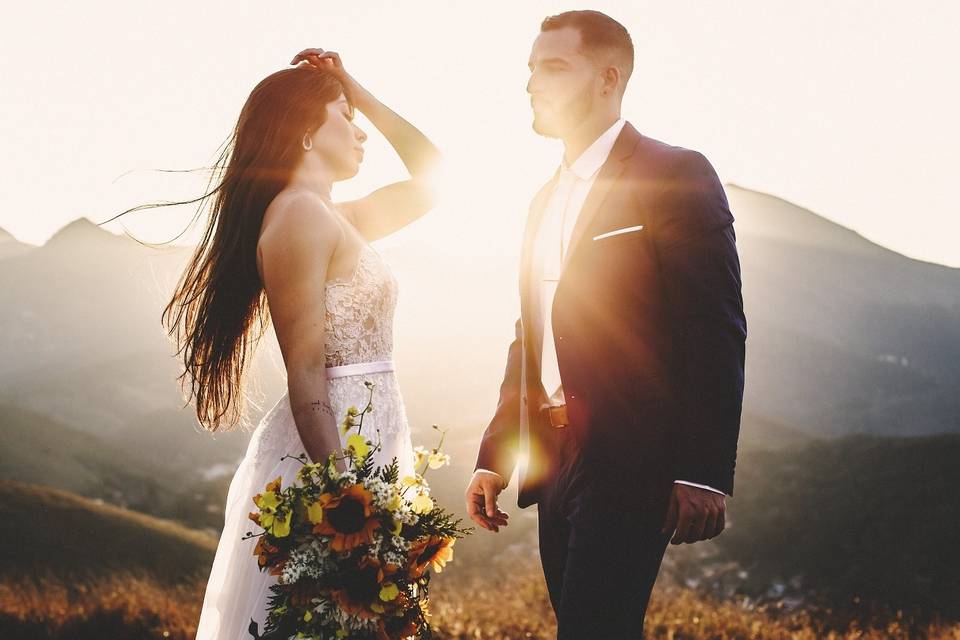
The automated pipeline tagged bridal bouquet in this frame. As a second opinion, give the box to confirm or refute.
[245,381,470,640]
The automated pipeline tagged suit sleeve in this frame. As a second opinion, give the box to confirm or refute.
[652,150,747,497]
[474,316,524,485]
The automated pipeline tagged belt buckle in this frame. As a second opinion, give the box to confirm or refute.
[544,404,569,428]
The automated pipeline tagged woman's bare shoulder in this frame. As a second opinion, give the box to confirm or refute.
[261,190,343,247]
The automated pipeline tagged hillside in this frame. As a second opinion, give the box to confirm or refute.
[0,403,170,503]
[728,185,960,437]
[717,432,960,617]
[0,480,216,584]
[0,403,232,531]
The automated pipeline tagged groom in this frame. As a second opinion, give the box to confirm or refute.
[465,10,747,638]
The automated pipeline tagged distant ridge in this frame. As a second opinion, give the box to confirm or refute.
[726,183,894,258]
[43,216,118,248]
[0,225,35,259]
[726,183,959,272]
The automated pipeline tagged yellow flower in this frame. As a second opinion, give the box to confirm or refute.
[401,474,426,489]
[259,509,285,536]
[346,433,370,459]
[379,582,400,601]
[297,462,322,482]
[386,493,402,512]
[415,445,451,470]
[428,451,451,469]
[303,610,313,622]
[305,500,324,525]
[271,509,292,538]
[253,489,281,512]
[252,477,290,536]
[389,517,403,535]
[340,407,361,434]
[411,492,434,514]
[413,446,429,468]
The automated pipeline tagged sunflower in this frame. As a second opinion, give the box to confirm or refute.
[328,556,384,620]
[407,535,456,577]
[312,483,380,551]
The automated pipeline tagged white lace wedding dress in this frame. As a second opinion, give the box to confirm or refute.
[195,243,417,640]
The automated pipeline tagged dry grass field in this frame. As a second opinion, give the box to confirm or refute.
[3,562,959,640]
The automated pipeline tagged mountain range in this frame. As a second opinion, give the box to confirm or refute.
[1,185,957,510]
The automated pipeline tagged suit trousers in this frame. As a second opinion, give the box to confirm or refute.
[537,425,673,639]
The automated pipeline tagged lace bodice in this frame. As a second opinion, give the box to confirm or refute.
[324,244,398,367]
[245,241,410,467]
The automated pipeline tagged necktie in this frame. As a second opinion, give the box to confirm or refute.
[539,167,577,402]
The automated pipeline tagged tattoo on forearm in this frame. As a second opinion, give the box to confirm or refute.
[310,399,334,418]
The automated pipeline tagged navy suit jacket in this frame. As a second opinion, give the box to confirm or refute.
[475,121,747,519]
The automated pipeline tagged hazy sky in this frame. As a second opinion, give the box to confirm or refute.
[2,1,958,267]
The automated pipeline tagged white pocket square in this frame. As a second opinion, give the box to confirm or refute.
[592,225,644,241]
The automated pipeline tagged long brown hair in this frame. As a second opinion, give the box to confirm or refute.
[103,65,351,432]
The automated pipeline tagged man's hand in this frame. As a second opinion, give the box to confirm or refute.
[661,482,726,544]
[465,470,510,532]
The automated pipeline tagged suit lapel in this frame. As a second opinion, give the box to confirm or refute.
[560,122,642,272]
[516,122,643,407]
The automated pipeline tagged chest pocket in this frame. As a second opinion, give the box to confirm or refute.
[592,224,645,242]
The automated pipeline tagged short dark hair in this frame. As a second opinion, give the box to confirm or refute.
[541,10,634,88]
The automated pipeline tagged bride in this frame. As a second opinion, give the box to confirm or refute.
[159,48,440,639]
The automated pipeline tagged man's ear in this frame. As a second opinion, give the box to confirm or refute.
[601,66,621,97]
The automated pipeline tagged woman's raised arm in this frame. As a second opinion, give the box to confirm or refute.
[291,48,443,241]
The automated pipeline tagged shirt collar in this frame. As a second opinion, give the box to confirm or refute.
[561,117,627,181]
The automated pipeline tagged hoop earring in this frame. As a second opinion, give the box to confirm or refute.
[302,134,313,151]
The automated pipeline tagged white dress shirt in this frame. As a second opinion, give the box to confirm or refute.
[533,118,627,407]
[530,117,724,497]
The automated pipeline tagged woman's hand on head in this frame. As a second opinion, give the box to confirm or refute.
[291,48,350,80]
[290,48,363,102]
